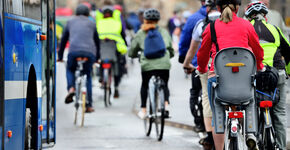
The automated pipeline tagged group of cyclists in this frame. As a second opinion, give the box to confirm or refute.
[180,0,290,150]
[57,0,290,149]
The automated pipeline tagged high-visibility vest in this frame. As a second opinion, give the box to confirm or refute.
[251,19,280,67]
[96,10,127,54]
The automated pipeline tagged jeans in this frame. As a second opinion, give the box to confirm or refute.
[66,51,95,107]
[207,77,216,126]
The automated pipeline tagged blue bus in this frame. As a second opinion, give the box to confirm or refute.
[0,0,56,149]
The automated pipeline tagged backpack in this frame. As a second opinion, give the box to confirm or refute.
[144,27,166,59]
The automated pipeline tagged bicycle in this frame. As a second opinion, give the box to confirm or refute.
[256,89,280,150]
[144,76,166,141]
[212,48,258,150]
[101,59,112,107]
[73,57,88,127]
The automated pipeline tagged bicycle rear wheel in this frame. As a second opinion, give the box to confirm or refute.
[264,128,275,150]
[81,92,86,127]
[155,89,165,141]
[144,104,153,136]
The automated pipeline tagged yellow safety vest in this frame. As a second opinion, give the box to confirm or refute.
[96,10,127,54]
[251,20,280,67]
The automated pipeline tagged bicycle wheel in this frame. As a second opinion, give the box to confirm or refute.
[74,82,81,125]
[104,82,108,107]
[264,128,275,150]
[229,137,238,150]
[144,104,153,136]
[155,89,165,141]
[81,92,86,127]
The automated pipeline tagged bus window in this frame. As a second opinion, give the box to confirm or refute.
[4,0,23,16]
[4,0,41,20]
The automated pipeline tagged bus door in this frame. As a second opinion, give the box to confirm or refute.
[41,0,56,147]
[0,1,3,150]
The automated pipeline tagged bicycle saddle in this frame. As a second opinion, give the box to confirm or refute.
[76,57,88,61]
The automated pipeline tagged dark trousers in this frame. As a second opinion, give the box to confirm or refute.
[140,70,170,108]
[190,71,205,130]
[66,51,95,107]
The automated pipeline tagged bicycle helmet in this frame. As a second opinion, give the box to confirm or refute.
[245,1,268,18]
[205,0,216,7]
[102,6,114,15]
[76,4,90,16]
[216,0,241,7]
[143,8,160,21]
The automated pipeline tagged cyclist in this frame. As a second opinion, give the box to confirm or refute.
[245,2,290,149]
[129,8,174,119]
[183,0,220,149]
[58,4,100,113]
[196,0,265,149]
[178,0,207,133]
[96,5,128,98]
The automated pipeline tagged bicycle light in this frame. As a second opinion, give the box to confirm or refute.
[259,101,273,108]
[225,63,245,73]
[228,112,243,119]
[102,63,111,69]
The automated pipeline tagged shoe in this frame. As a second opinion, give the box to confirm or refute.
[114,89,119,98]
[164,110,170,118]
[85,107,95,113]
[65,92,75,104]
[246,133,258,150]
[195,124,206,132]
[199,136,214,150]
[138,110,146,120]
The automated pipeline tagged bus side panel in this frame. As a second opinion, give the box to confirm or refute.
[4,99,25,150]
[38,98,42,149]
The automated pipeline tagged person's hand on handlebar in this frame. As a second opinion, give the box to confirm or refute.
[183,63,195,74]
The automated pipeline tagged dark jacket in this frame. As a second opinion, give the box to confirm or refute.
[58,15,100,60]
[178,6,206,66]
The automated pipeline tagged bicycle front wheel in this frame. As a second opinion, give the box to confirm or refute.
[144,104,153,136]
[155,89,165,141]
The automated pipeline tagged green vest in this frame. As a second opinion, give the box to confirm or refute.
[96,10,127,54]
[251,20,280,67]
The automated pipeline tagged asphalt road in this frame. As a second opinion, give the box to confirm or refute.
[51,59,202,150]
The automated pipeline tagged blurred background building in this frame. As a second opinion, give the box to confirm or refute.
[56,0,290,27]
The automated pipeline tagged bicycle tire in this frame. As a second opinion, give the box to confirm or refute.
[104,82,108,107]
[155,88,165,141]
[144,104,153,136]
[229,137,238,150]
[81,92,86,127]
[265,128,275,150]
[74,82,81,125]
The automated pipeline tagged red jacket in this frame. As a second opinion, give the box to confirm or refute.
[197,13,264,74]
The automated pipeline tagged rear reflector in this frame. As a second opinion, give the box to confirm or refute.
[102,63,111,69]
[231,126,237,132]
[260,101,273,108]
[232,67,239,73]
[228,112,243,119]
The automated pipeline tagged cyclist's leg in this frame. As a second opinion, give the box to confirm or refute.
[113,61,121,98]
[190,71,205,131]
[208,76,224,150]
[83,53,95,109]
[66,52,78,92]
[140,71,152,109]
[65,52,78,103]
[153,70,170,103]
[199,72,214,148]
[272,70,287,150]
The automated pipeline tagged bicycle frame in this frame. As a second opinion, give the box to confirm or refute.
[74,61,87,109]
